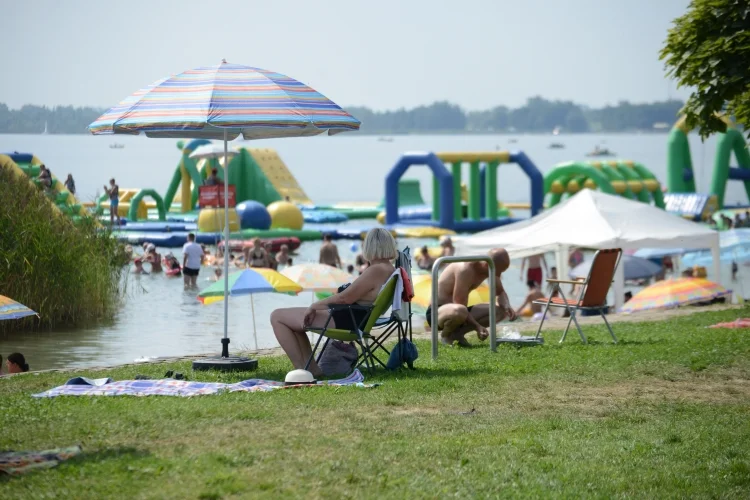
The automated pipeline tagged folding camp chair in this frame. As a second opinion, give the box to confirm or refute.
[305,276,398,373]
[362,302,413,367]
[533,248,622,344]
[362,247,414,366]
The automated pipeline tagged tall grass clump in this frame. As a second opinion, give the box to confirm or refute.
[0,165,127,330]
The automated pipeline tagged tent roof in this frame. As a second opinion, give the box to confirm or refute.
[454,190,719,259]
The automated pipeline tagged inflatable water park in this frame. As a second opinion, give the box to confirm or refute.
[3,115,749,248]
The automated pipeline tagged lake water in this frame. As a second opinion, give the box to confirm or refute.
[1,132,747,371]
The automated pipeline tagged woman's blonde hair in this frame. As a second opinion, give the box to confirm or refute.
[362,228,397,262]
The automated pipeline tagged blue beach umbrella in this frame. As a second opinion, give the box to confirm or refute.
[89,60,360,363]
[571,255,662,281]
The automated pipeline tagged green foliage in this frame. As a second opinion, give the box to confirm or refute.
[0,308,749,498]
[0,166,126,330]
[660,0,750,138]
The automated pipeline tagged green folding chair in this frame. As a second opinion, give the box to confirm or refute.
[305,276,397,373]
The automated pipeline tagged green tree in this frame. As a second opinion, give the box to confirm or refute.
[660,0,750,138]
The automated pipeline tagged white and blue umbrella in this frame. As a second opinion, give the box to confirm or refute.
[571,255,662,281]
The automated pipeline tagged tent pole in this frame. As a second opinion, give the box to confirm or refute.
[711,241,721,289]
[613,258,625,312]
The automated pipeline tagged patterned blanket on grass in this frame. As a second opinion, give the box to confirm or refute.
[0,446,82,475]
[33,370,370,398]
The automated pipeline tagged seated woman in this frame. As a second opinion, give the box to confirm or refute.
[270,228,397,377]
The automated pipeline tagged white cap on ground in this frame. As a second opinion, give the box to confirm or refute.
[284,369,316,385]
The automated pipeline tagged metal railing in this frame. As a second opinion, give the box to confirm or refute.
[430,255,496,359]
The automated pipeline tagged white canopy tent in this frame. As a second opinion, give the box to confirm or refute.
[453,190,721,311]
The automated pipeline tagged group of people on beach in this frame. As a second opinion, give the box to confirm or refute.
[0,353,29,376]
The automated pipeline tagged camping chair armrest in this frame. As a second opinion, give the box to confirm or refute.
[546,278,586,285]
[327,304,371,312]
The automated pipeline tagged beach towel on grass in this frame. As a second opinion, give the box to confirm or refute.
[0,446,82,475]
[708,318,750,329]
[33,370,371,398]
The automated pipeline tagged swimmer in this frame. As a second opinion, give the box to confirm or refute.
[133,258,149,275]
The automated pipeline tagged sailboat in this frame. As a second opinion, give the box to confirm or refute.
[42,121,48,135]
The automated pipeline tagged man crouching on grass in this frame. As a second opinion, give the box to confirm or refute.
[425,248,516,346]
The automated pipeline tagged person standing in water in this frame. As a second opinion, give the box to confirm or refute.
[104,178,121,227]
[520,253,548,288]
[319,234,341,268]
[182,233,204,289]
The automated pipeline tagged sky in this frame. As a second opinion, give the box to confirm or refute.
[3,0,691,111]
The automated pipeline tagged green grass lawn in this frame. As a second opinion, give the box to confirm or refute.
[2,308,750,499]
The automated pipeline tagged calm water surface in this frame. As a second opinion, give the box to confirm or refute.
[0,133,746,370]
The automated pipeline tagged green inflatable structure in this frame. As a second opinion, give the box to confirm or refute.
[127,189,166,222]
[378,179,426,208]
[163,141,282,213]
[667,117,750,208]
[544,160,664,208]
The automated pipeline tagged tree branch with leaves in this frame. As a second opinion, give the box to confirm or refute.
[660,0,750,138]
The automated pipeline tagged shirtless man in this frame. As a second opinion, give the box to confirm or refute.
[426,248,517,346]
[515,281,546,317]
[319,234,341,268]
[519,253,548,287]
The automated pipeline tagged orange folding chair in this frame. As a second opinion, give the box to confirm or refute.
[533,248,622,344]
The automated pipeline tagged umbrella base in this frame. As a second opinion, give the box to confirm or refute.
[192,357,258,372]
[497,336,544,347]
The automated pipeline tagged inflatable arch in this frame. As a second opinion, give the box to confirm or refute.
[127,189,166,222]
[436,151,544,218]
[667,116,750,207]
[385,152,454,228]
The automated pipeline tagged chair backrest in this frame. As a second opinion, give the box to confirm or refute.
[394,247,413,321]
[362,275,398,332]
[580,248,622,306]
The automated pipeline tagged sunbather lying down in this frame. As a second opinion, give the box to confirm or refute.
[270,228,397,378]
[425,248,517,346]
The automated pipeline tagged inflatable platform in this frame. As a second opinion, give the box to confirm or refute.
[0,152,89,221]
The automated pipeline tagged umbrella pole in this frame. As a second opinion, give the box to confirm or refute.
[222,129,231,357]
[251,295,259,351]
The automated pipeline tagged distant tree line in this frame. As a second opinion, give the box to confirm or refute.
[350,98,685,134]
[0,98,684,135]
[0,103,103,134]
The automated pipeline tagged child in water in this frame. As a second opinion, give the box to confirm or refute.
[133,258,149,275]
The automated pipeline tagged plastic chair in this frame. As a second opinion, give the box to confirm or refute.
[533,248,622,344]
[305,276,398,373]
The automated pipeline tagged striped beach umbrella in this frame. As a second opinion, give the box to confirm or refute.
[621,277,732,313]
[281,264,353,293]
[198,269,302,349]
[0,295,38,321]
[89,60,359,360]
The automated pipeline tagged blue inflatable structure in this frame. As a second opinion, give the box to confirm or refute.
[384,151,544,232]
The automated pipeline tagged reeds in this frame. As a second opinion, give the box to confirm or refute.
[0,166,127,331]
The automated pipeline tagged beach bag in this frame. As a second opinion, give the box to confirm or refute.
[318,340,358,376]
[386,339,419,370]
[394,247,414,321]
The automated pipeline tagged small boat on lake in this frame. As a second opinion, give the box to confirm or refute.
[110,143,125,149]
[586,146,615,157]
[548,142,565,149]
